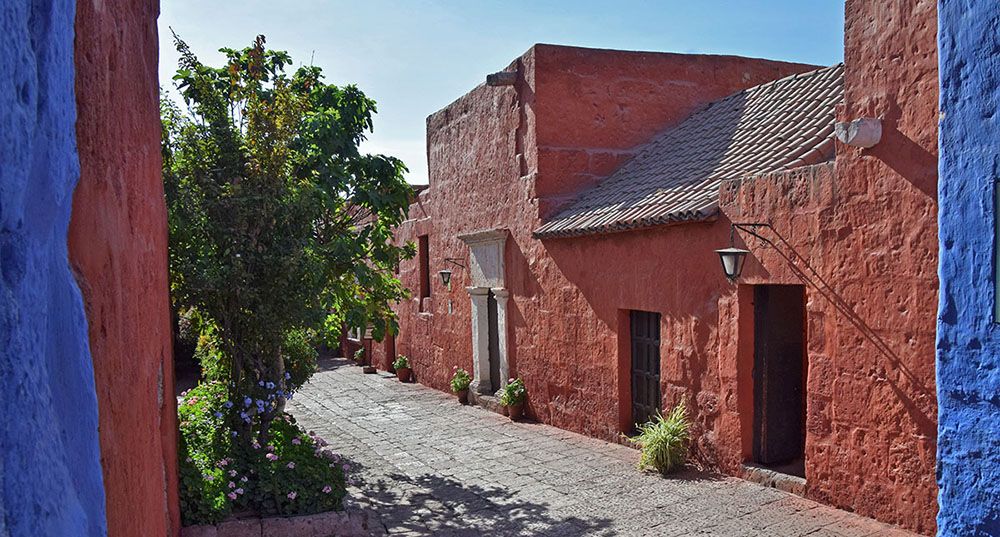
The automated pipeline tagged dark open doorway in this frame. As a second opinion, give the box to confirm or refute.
[487,290,501,391]
[752,285,807,478]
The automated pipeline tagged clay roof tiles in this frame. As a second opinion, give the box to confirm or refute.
[533,64,844,239]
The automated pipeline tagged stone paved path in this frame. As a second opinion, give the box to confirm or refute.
[288,358,919,537]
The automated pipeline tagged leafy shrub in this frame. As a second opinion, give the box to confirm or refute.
[392,355,410,370]
[193,326,227,382]
[178,382,351,526]
[353,348,364,363]
[450,367,471,393]
[498,378,526,407]
[282,328,318,392]
[630,403,690,474]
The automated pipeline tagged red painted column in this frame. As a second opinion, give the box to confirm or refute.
[69,0,180,535]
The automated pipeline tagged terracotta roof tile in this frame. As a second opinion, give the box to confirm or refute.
[534,64,844,239]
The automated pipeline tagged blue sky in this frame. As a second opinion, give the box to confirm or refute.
[159,1,845,184]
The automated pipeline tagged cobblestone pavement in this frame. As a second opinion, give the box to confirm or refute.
[288,358,919,537]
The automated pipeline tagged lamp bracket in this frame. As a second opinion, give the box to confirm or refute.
[730,222,772,245]
[443,257,466,269]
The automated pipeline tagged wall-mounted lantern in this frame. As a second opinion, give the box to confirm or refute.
[439,258,465,290]
[715,247,750,281]
[716,223,770,282]
[438,269,453,287]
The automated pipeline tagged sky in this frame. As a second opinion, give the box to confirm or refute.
[158,1,845,184]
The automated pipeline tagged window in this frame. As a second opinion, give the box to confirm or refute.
[418,234,431,309]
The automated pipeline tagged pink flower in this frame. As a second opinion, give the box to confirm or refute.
[286,462,296,469]
[228,470,237,477]
[218,459,228,467]
[227,492,237,500]
[228,481,235,489]
[266,453,278,461]
[322,485,332,494]
[287,491,297,500]
[266,445,275,452]
[291,438,301,445]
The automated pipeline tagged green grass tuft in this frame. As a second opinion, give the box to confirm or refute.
[630,402,690,474]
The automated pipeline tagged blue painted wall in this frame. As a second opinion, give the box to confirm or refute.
[937,1,1000,535]
[0,0,107,535]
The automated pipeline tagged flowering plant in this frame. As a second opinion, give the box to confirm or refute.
[392,354,410,370]
[498,378,526,407]
[178,382,350,525]
[450,367,471,393]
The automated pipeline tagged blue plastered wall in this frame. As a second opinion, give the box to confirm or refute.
[937,1,1000,535]
[0,0,107,535]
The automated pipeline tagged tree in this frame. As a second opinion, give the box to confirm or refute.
[162,34,413,445]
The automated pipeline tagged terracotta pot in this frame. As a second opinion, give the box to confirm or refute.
[396,367,411,382]
[507,403,524,421]
[457,389,469,405]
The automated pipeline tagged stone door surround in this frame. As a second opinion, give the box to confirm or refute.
[458,229,509,394]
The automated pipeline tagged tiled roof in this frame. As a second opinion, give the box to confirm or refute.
[534,64,844,239]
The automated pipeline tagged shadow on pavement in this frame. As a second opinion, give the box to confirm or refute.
[363,472,616,536]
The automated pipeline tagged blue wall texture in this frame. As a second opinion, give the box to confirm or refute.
[0,0,107,535]
[937,1,1000,535]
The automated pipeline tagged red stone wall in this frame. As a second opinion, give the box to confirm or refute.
[69,0,180,535]
[393,44,811,437]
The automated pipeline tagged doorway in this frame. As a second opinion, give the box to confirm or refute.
[487,290,501,391]
[630,310,662,429]
[752,285,807,477]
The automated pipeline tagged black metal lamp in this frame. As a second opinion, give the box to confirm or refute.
[438,269,453,287]
[715,247,750,281]
[716,222,769,282]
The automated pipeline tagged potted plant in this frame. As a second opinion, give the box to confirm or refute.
[450,367,472,404]
[393,355,412,382]
[353,348,364,366]
[498,378,526,421]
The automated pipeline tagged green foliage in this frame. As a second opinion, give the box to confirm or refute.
[498,378,526,407]
[352,348,364,363]
[450,367,471,393]
[630,403,690,474]
[392,354,410,370]
[282,329,318,391]
[178,382,350,526]
[162,33,413,448]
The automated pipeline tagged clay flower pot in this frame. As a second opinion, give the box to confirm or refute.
[507,403,524,421]
[457,389,469,405]
[395,367,411,382]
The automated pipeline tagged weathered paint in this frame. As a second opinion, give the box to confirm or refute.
[936,1,1000,534]
[69,0,180,534]
[0,0,108,535]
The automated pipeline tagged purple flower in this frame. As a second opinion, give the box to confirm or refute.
[341,463,350,472]
[240,476,248,483]
[228,481,235,488]
[243,397,252,407]
[322,485,332,494]
[227,492,237,500]
[287,461,296,469]
[258,380,265,387]
[228,470,237,477]
[291,438,301,445]
[266,453,279,461]
[235,487,244,495]
[265,382,275,390]
[223,401,234,409]
[203,474,214,482]
[284,372,291,380]
[287,491,297,500]
[213,411,223,418]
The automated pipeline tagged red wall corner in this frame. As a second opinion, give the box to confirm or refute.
[70,0,180,535]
